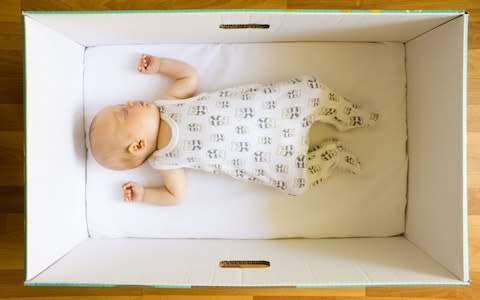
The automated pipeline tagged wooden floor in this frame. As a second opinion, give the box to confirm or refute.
[1,0,479,299]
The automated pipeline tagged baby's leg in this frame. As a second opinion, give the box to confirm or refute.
[307,139,361,188]
[313,89,379,131]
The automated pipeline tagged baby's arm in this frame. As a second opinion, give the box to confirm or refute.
[138,54,198,99]
[123,169,187,206]
[144,169,187,205]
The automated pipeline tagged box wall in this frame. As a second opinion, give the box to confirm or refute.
[23,11,461,46]
[27,237,463,287]
[24,16,88,280]
[405,15,468,281]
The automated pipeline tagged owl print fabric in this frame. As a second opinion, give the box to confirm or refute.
[147,75,378,195]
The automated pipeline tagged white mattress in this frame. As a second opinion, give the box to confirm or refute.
[84,42,407,239]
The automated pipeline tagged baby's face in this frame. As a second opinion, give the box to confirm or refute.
[90,100,160,169]
[102,100,158,136]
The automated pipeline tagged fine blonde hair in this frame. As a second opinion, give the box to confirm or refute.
[89,115,144,170]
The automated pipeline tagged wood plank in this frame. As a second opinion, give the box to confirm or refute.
[365,285,460,299]
[21,0,287,10]
[1,213,23,241]
[469,132,479,173]
[0,214,23,270]
[255,297,458,300]
[6,297,142,300]
[468,125,479,211]
[0,75,22,104]
[469,188,480,215]
[469,78,480,105]
[469,50,480,80]
[0,21,22,51]
[469,105,480,132]
[0,131,23,187]
[470,215,480,273]
[142,287,365,297]
[0,104,23,131]
[470,20,480,50]
[0,186,24,214]
[470,173,480,189]
[0,270,144,297]
[0,0,20,23]
[456,271,480,299]
[0,0,22,106]
[144,297,252,300]
[0,297,251,300]
[0,49,22,77]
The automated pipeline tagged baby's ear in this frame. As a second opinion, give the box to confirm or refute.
[127,139,146,154]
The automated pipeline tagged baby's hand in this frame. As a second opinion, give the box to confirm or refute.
[122,181,145,202]
[137,54,161,74]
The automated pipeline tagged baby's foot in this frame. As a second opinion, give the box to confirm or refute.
[347,104,379,130]
[336,148,362,174]
[307,139,342,187]
[307,139,361,188]
[137,54,161,74]
[325,104,379,132]
[314,90,379,131]
[319,139,361,174]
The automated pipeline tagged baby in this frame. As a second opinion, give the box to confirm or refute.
[89,54,378,205]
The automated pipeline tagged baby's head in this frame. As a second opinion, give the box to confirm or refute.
[89,100,160,170]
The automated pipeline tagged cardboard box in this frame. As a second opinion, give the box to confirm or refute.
[23,9,469,287]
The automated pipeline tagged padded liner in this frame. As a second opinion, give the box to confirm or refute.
[84,42,407,238]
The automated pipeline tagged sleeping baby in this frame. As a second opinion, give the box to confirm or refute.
[89,54,379,205]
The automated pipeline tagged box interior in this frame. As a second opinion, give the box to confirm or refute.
[24,11,468,287]
[83,42,407,240]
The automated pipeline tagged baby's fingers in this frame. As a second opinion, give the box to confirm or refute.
[137,54,151,73]
[124,190,132,201]
[137,58,146,72]
[122,181,134,189]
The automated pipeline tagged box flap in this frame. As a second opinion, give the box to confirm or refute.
[23,11,462,46]
[24,16,88,280]
[405,14,469,282]
[27,237,465,287]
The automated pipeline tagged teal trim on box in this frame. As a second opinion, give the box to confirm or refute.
[22,14,27,282]
[25,282,117,287]
[463,12,470,283]
[297,281,469,288]
[22,9,465,15]
[24,282,191,288]
[23,281,468,288]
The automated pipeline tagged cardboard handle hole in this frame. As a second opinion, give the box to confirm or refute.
[219,24,270,29]
[219,260,271,268]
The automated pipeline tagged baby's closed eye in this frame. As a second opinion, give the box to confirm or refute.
[121,107,128,120]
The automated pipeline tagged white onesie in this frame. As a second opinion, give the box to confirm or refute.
[148,75,377,195]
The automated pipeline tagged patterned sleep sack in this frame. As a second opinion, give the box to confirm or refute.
[147,75,378,195]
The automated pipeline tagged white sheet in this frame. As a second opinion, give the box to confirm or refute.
[84,42,407,239]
